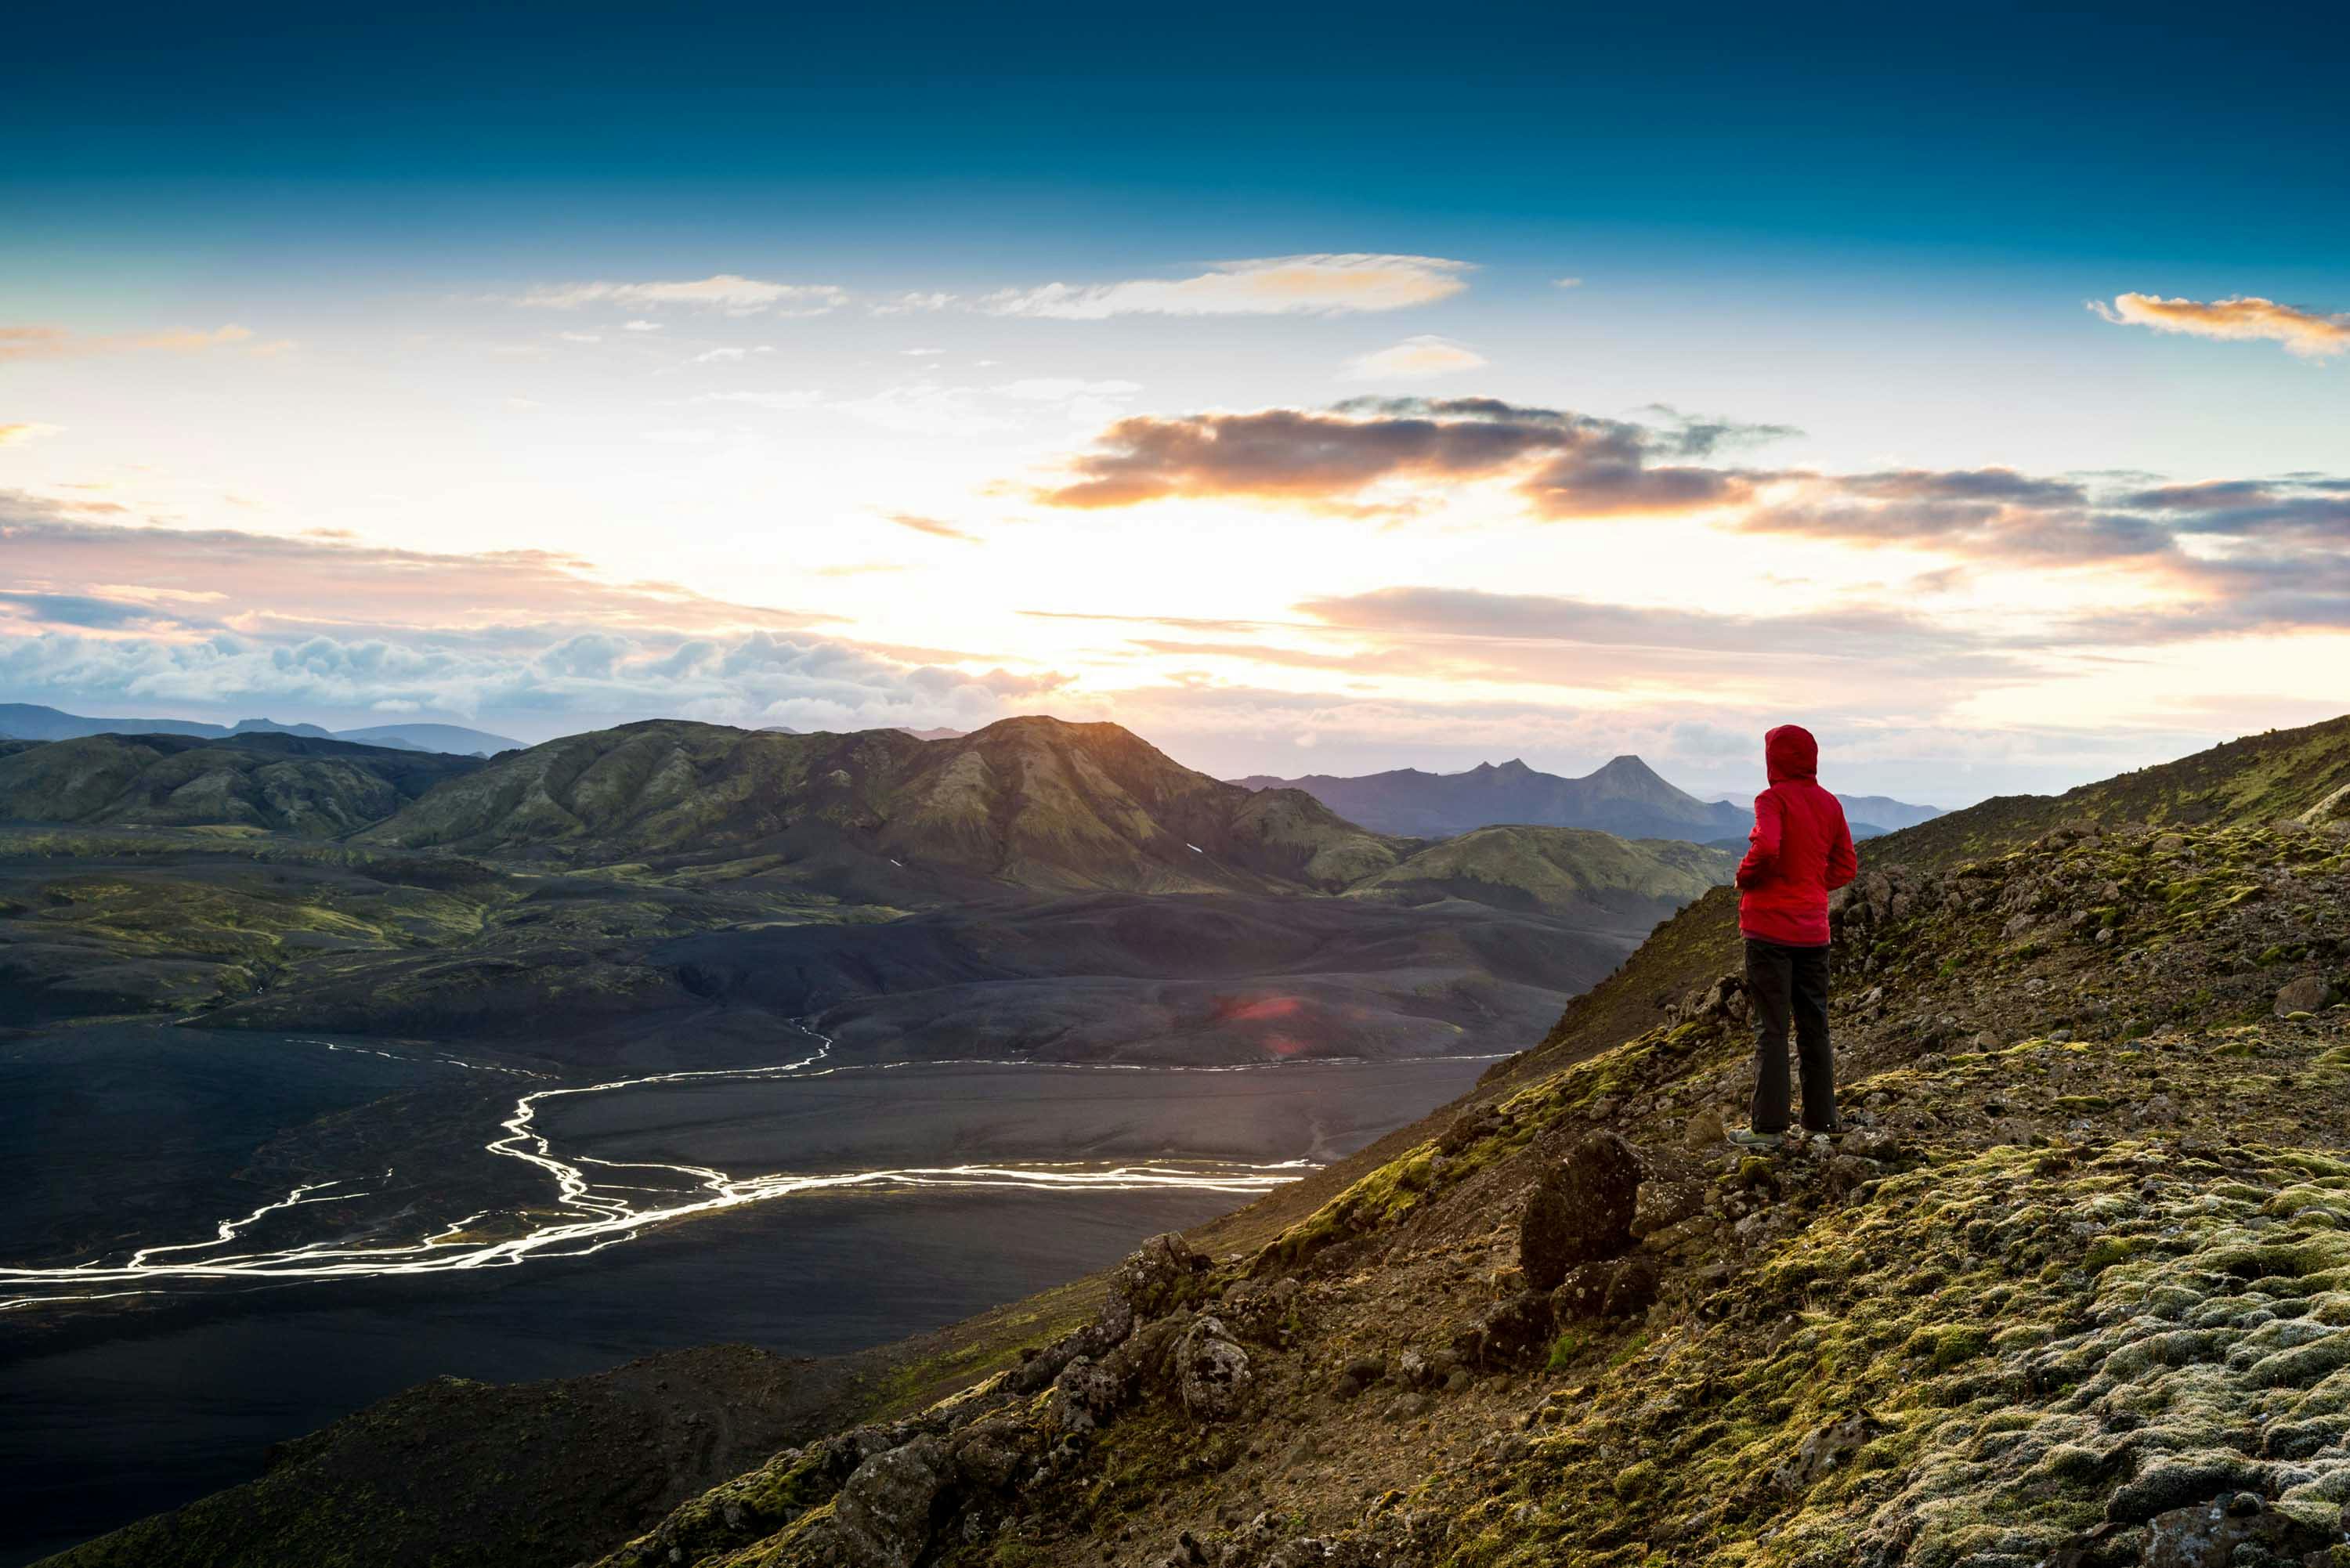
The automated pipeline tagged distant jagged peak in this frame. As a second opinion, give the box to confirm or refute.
[1593,753,1662,778]
[230,716,336,737]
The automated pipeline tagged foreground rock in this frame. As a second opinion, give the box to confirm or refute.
[1516,1130,1640,1289]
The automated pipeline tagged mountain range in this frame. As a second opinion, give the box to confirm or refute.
[0,717,1735,1064]
[1235,754,1942,842]
[0,703,520,757]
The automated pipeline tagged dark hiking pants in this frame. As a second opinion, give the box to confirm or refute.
[1744,938,1835,1134]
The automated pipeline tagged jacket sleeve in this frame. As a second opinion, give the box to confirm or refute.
[1825,801,1860,891]
[1734,791,1781,890]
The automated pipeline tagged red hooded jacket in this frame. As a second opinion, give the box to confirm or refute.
[1734,724,1860,947]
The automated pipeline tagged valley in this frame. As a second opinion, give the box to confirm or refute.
[24,710,2340,1568]
[0,714,1735,1562]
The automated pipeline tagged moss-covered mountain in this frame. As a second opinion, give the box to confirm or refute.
[0,718,1739,1053]
[1344,825,1733,925]
[51,712,2350,1568]
[355,716,1403,894]
[0,731,483,836]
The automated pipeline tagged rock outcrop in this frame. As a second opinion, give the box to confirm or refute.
[1516,1130,1640,1289]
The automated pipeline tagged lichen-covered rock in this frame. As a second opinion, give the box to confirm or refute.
[1518,1131,1640,1289]
[1048,1355,1127,1433]
[945,1413,1030,1491]
[806,1434,950,1568]
[1176,1316,1250,1420]
[1114,1231,1204,1321]
[2143,1493,2333,1566]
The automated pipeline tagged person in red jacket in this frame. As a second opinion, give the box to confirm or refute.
[1730,724,1859,1147]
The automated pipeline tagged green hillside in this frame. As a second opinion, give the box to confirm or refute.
[1348,824,1735,926]
[0,732,483,836]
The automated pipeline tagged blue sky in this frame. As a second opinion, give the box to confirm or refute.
[3,0,2346,800]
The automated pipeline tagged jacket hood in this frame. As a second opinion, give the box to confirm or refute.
[1764,724,1819,784]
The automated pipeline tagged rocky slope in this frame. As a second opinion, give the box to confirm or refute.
[46,717,2350,1568]
[531,715,2350,1568]
[0,732,484,836]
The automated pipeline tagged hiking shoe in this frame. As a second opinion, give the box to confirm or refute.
[1727,1128,1783,1150]
[1805,1119,1849,1139]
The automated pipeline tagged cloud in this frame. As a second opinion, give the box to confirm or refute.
[0,323,260,363]
[871,293,959,316]
[1342,335,1489,380]
[1553,276,1583,289]
[2092,293,2350,359]
[0,421,63,446]
[691,389,826,411]
[1034,396,1752,517]
[1296,586,2019,669]
[829,381,1012,437]
[622,320,663,333]
[993,378,1143,401]
[0,497,1054,735]
[516,273,848,316]
[0,493,833,638]
[983,254,1472,320]
[884,512,980,543]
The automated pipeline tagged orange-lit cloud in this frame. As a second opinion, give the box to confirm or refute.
[0,495,833,637]
[2093,293,2350,359]
[0,422,63,446]
[885,512,980,542]
[1343,335,1489,380]
[1034,399,1751,517]
[0,323,262,362]
[984,255,1472,319]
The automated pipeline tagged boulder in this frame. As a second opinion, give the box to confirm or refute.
[1112,1231,1202,1321]
[823,1434,951,1568]
[1049,1355,1128,1433]
[1518,1131,1641,1290]
[2143,1494,2330,1567]
[1176,1316,1251,1420]
[1553,1255,1659,1322]
[1454,1289,1554,1367]
[946,1413,1030,1490]
[1439,1106,1499,1155]
[2276,974,2330,1017]
[1632,1179,1702,1237]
